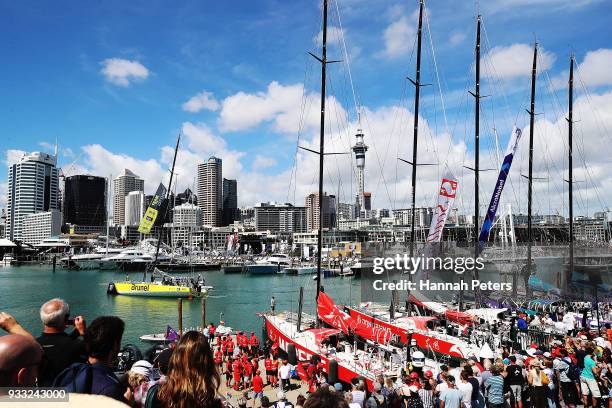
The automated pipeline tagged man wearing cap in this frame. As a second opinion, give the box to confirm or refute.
[252,369,264,404]
[484,366,505,408]
[274,390,294,408]
[366,382,384,408]
[129,360,153,408]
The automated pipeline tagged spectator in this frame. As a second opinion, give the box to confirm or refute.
[148,331,221,408]
[129,360,153,408]
[296,394,306,408]
[579,346,600,408]
[54,316,128,403]
[36,298,87,386]
[0,334,43,387]
[350,378,366,407]
[0,311,34,339]
[465,368,481,408]
[419,375,435,408]
[252,370,264,406]
[304,387,349,408]
[346,392,362,408]
[505,355,525,408]
[457,371,473,408]
[440,376,461,408]
[279,360,293,392]
[274,390,294,408]
[528,359,548,408]
[553,349,578,408]
[365,382,384,408]
[484,366,505,408]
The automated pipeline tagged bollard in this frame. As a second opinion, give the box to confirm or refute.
[178,298,183,337]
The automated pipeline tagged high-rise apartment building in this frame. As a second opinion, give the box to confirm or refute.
[305,192,336,231]
[63,175,106,227]
[124,191,146,226]
[222,178,239,226]
[112,169,144,226]
[254,202,307,233]
[197,157,222,227]
[6,152,59,242]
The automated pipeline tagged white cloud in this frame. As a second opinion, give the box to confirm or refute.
[252,155,277,170]
[482,43,555,79]
[314,26,343,46]
[182,122,227,154]
[4,150,26,166]
[562,49,612,89]
[218,81,347,135]
[182,90,220,113]
[381,13,416,59]
[487,0,598,12]
[449,32,466,46]
[100,58,149,87]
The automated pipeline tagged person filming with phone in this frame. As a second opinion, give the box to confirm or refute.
[36,298,87,386]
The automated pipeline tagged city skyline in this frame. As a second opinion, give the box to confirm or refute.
[1,1,612,218]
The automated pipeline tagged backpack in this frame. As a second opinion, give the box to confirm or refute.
[567,363,581,382]
[52,362,93,393]
[144,383,160,408]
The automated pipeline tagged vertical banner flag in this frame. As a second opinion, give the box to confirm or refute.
[478,127,522,249]
[427,172,459,243]
[138,183,167,234]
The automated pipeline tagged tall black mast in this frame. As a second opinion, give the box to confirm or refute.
[145,134,180,282]
[462,15,482,311]
[526,43,538,297]
[409,0,425,258]
[314,0,329,314]
[567,55,574,286]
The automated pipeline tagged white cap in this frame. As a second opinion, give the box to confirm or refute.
[409,385,419,393]
[130,360,153,378]
[526,348,537,357]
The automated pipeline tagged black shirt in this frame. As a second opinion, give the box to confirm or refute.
[505,365,524,386]
[575,349,587,368]
[468,377,480,400]
[36,331,86,386]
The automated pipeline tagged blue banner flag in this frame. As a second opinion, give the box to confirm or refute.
[478,127,522,250]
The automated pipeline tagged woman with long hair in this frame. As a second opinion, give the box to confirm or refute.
[147,331,222,408]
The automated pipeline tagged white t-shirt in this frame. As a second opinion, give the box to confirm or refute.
[436,382,449,399]
[352,390,365,407]
[457,381,473,408]
[278,364,292,379]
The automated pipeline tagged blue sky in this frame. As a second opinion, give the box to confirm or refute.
[2,0,612,215]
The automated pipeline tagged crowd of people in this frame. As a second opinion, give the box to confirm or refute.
[1,298,612,408]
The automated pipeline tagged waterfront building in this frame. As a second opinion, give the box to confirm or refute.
[124,191,146,226]
[112,169,144,226]
[197,157,223,227]
[391,207,433,227]
[338,217,375,231]
[254,202,307,233]
[176,188,197,206]
[22,210,61,245]
[172,203,202,247]
[63,175,106,228]
[222,178,239,226]
[6,152,60,242]
[305,192,336,231]
[337,202,355,220]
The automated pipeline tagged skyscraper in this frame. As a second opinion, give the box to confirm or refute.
[222,178,239,226]
[352,129,368,211]
[6,152,59,242]
[305,192,336,231]
[197,157,222,227]
[112,169,144,226]
[63,175,107,227]
[124,191,146,226]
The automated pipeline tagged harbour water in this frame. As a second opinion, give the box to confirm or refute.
[0,266,361,344]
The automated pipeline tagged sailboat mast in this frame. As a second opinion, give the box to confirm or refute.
[527,43,538,296]
[568,55,574,286]
[409,0,425,258]
[315,0,329,307]
[473,15,481,270]
[151,135,181,271]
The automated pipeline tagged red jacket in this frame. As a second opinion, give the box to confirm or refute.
[250,335,260,347]
[252,375,264,393]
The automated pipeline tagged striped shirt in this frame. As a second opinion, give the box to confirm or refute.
[485,375,505,405]
[419,388,434,408]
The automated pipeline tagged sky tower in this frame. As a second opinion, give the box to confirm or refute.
[352,129,368,211]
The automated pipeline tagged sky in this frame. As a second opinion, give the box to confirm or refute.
[2,0,612,218]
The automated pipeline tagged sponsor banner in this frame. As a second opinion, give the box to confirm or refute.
[138,183,167,234]
[427,172,458,243]
[478,127,522,250]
